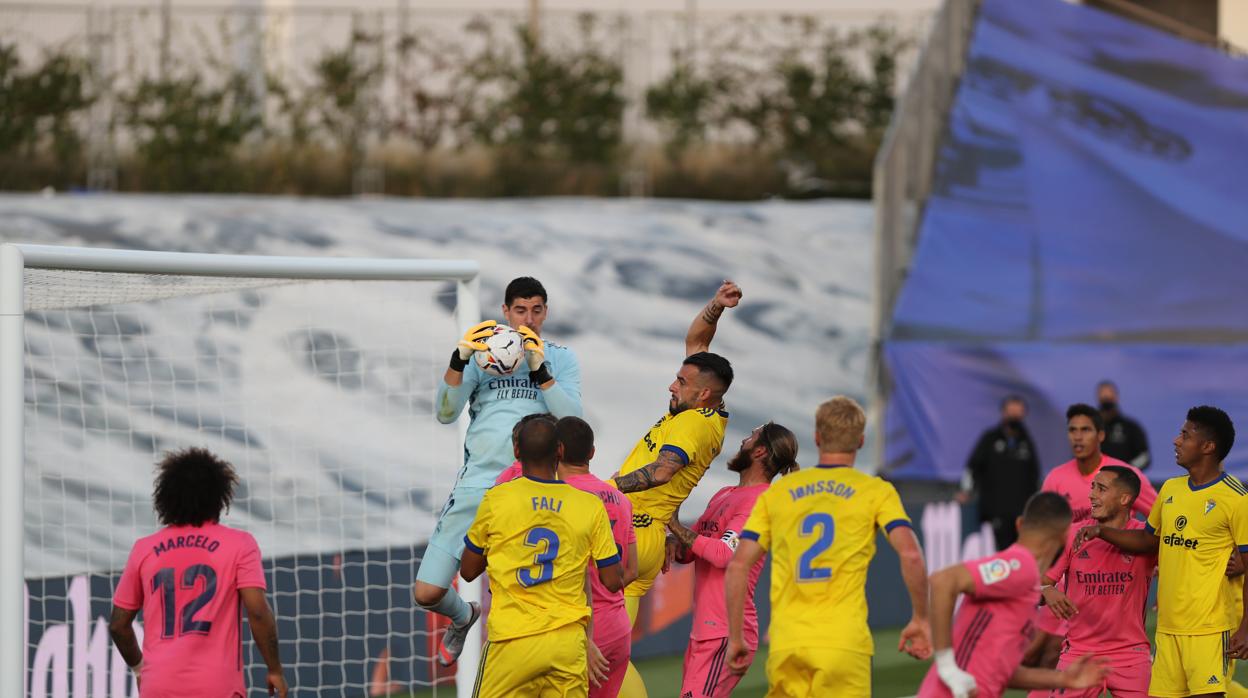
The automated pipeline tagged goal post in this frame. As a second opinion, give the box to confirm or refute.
[1,243,483,697]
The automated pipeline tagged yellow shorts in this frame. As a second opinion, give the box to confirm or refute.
[472,624,587,698]
[1150,630,1233,698]
[624,517,665,598]
[764,646,870,698]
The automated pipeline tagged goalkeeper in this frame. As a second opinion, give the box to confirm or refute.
[415,276,582,665]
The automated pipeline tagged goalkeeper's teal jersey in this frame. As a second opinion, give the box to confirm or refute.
[435,339,581,489]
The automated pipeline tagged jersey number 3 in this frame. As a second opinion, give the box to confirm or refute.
[797,513,835,581]
[517,527,561,587]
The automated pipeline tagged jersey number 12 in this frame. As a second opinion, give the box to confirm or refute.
[153,565,218,638]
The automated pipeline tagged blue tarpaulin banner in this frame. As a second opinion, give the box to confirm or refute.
[884,0,1248,480]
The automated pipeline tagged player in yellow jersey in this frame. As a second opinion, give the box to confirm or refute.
[724,396,932,697]
[610,281,740,698]
[1078,405,1248,698]
[610,280,740,596]
[460,416,623,698]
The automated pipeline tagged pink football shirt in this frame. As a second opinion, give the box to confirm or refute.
[494,461,523,485]
[1041,455,1155,527]
[113,522,267,697]
[686,484,769,647]
[1046,518,1154,663]
[917,544,1041,698]
[563,472,636,611]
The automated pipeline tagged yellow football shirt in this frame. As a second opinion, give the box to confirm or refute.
[618,407,728,526]
[465,476,619,642]
[741,464,911,655]
[1148,473,1248,635]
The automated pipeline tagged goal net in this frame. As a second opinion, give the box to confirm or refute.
[2,245,481,698]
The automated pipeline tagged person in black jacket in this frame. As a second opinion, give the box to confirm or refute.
[956,395,1041,550]
[1096,380,1150,471]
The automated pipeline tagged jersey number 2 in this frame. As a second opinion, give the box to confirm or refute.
[517,527,560,587]
[153,565,218,638]
[797,513,835,581]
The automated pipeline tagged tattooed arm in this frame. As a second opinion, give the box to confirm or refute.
[612,449,688,493]
[686,280,742,356]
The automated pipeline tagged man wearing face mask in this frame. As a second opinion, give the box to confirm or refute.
[1096,381,1150,472]
[958,395,1042,551]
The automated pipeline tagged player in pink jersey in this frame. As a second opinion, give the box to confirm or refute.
[1029,404,1158,668]
[555,416,640,698]
[108,448,287,698]
[665,421,800,698]
[919,492,1108,698]
[1031,465,1155,697]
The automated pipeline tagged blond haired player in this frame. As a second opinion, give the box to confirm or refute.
[461,417,622,698]
[610,280,740,697]
[725,396,932,697]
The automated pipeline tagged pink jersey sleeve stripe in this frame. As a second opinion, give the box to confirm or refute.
[659,445,690,464]
[884,519,912,533]
[596,553,621,568]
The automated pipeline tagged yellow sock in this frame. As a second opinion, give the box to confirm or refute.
[617,596,649,698]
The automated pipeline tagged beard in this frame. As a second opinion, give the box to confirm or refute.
[669,397,692,416]
[727,448,751,473]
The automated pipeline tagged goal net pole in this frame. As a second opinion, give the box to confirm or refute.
[1,244,26,697]
[0,243,482,698]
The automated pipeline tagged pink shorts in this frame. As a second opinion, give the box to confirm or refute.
[591,605,632,698]
[681,637,754,698]
[1030,654,1149,698]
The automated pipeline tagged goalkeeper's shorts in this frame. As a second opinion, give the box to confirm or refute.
[623,515,666,598]
[471,623,587,698]
[766,646,870,698]
[417,484,488,587]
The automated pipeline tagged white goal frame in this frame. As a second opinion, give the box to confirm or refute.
[0,243,483,698]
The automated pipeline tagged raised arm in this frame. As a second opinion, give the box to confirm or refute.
[528,342,582,418]
[886,525,931,659]
[612,448,686,493]
[240,587,289,698]
[436,321,493,422]
[685,280,742,356]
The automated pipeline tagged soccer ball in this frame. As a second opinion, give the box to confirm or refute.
[474,324,526,376]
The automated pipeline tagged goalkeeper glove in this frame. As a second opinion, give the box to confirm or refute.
[449,320,496,372]
[934,649,977,698]
[517,325,552,384]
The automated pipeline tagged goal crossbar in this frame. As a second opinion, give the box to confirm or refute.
[0,243,483,698]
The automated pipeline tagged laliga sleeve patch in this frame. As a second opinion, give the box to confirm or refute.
[721,529,740,551]
[978,558,1012,585]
